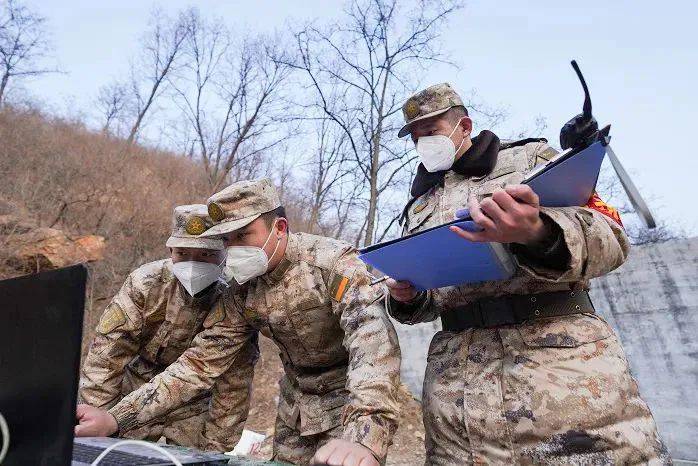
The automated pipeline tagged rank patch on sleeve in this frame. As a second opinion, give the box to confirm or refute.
[586,192,624,227]
[413,195,428,214]
[329,273,351,302]
[96,303,127,334]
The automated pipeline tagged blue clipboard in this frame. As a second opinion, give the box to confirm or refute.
[359,220,516,291]
[524,140,607,207]
[358,141,608,290]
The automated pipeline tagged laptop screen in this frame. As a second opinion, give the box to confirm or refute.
[0,264,86,466]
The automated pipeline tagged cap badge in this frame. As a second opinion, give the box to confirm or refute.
[208,202,225,222]
[185,216,207,235]
[405,99,420,120]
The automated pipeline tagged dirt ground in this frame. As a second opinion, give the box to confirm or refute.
[244,336,427,465]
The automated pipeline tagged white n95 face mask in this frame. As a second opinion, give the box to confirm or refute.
[416,118,467,172]
[224,223,281,285]
[172,260,223,296]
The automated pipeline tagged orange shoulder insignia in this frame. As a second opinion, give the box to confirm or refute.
[329,273,351,302]
[585,192,623,227]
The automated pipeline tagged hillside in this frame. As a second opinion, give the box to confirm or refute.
[0,107,425,464]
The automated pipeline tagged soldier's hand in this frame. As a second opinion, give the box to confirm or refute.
[74,403,118,437]
[386,278,418,303]
[450,184,549,246]
[311,439,379,466]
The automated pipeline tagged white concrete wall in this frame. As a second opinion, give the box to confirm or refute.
[394,236,698,460]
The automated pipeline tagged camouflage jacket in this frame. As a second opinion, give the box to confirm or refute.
[80,259,258,451]
[224,232,402,461]
[388,140,629,322]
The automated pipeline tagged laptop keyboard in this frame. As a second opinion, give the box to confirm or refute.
[72,443,170,465]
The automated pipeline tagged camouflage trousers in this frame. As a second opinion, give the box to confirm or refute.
[422,313,670,465]
[271,412,343,465]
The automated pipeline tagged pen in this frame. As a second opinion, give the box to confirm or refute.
[370,275,388,286]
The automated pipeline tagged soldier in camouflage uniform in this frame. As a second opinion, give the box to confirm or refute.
[385,83,669,464]
[76,204,259,452]
[74,182,401,465]
[194,178,401,465]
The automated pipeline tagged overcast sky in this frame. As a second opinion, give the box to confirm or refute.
[23,0,698,235]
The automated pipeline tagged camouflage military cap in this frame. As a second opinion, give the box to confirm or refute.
[397,82,464,137]
[199,178,281,238]
[165,204,224,250]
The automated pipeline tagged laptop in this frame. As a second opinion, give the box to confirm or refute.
[0,264,256,466]
[71,437,231,465]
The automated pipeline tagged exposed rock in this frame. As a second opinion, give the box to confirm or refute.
[73,235,106,262]
[6,226,105,273]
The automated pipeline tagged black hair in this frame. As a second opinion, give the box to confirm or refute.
[260,206,287,228]
[446,105,468,124]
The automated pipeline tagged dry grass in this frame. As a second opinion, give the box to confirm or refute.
[0,106,342,352]
[0,107,213,353]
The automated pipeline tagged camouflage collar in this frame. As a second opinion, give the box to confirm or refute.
[162,259,175,282]
[266,258,293,283]
[264,233,297,284]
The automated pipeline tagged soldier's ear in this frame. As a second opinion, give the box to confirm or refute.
[275,217,288,235]
[460,116,473,134]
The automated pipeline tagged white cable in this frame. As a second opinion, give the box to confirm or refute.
[90,439,183,466]
[0,411,9,464]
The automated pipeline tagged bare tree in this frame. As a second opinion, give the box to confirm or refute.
[509,115,548,140]
[330,180,366,240]
[302,118,358,234]
[596,165,683,245]
[171,9,291,191]
[625,221,684,245]
[0,0,56,106]
[461,88,510,132]
[284,0,462,246]
[96,82,128,133]
[122,8,190,143]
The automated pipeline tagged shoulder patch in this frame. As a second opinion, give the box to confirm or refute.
[586,192,624,227]
[412,192,431,213]
[96,303,127,334]
[329,273,351,302]
[204,302,226,328]
[536,146,558,163]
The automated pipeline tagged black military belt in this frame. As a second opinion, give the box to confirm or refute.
[287,357,349,395]
[292,357,349,375]
[440,290,594,331]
